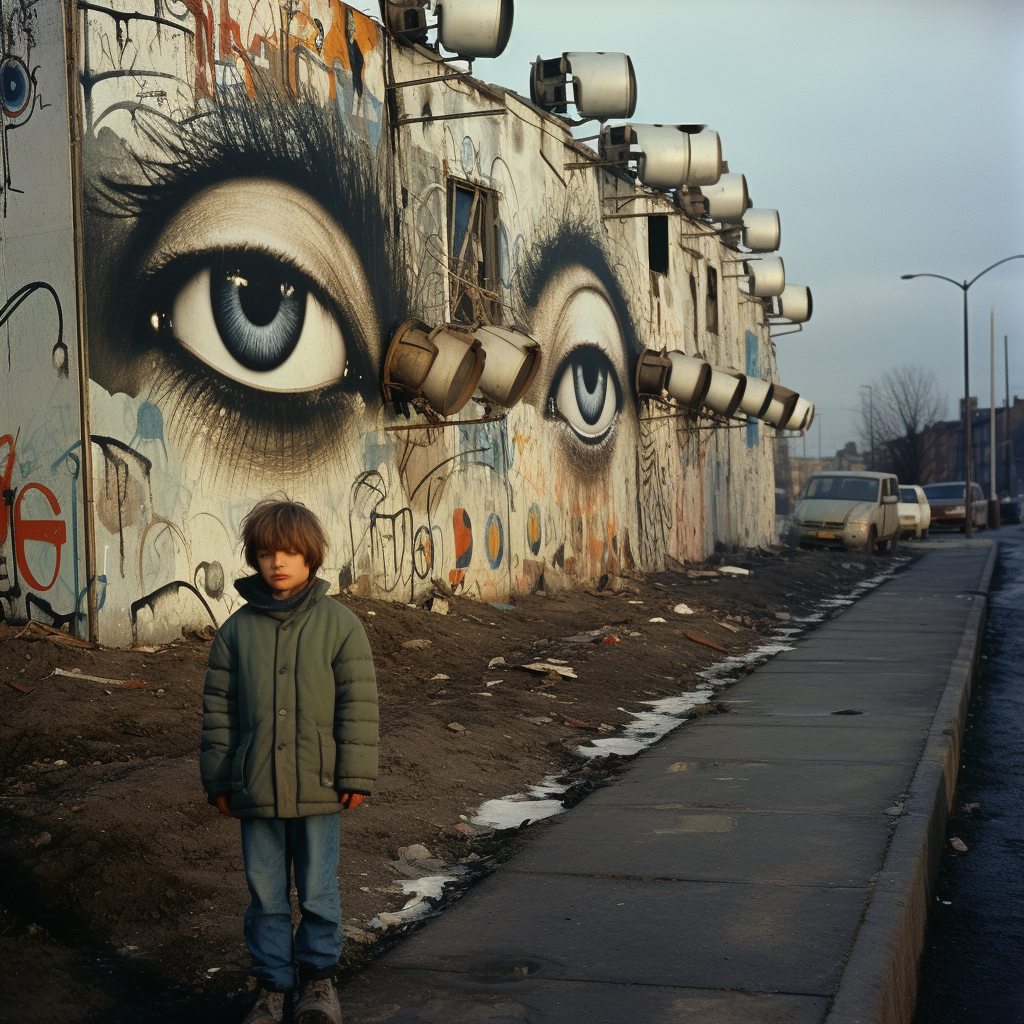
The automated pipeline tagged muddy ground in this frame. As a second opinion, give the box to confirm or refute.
[0,546,905,1023]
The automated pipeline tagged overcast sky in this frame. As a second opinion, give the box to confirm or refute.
[358,0,1024,459]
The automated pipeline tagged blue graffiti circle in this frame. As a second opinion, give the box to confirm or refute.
[1,56,30,118]
[461,136,475,174]
[485,512,504,569]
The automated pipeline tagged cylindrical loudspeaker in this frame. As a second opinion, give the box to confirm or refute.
[421,326,486,415]
[741,209,780,252]
[784,395,814,431]
[701,367,745,417]
[746,255,786,297]
[762,384,800,428]
[687,128,722,185]
[565,52,637,120]
[474,326,541,407]
[778,284,813,323]
[703,173,748,222]
[632,124,691,190]
[736,375,774,418]
[665,351,712,406]
[436,0,514,58]
[635,348,673,395]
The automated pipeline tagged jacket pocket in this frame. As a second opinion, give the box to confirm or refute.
[232,732,253,792]
[317,726,337,788]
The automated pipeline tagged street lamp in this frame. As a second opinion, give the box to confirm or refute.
[901,255,1024,538]
[860,384,874,470]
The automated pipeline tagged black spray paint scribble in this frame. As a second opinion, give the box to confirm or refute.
[0,280,64,375]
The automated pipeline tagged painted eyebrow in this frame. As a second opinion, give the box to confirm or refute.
[516,218,642,360]
[89,88,403,338]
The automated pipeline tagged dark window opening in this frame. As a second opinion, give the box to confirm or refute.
[448,180,501,324]
[647,215,669,275]
[705,265,719,334]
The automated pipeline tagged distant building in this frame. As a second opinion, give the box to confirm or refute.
[920,396,1024,496]
[774,440,868,512]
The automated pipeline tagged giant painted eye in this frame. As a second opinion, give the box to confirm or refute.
[553,347,619,439]
[210,254,306,371]
[170,254,345,391]
[537,283,627,445]
[1,56,31,119]
[142,179,380,395]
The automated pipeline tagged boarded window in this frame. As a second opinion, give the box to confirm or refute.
[705,265,719,334]
[448,180,501,324]
[648,216,669,275]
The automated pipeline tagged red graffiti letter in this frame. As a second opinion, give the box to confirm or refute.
[14,483,66,591]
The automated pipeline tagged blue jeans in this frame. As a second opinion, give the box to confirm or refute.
[240,814,343,990]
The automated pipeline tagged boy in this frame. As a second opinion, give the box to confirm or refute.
[201,500,378,1024]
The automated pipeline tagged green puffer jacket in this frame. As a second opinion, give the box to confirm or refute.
[200,576,378,818]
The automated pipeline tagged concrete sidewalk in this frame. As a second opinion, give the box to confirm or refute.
[340,540,997,1024]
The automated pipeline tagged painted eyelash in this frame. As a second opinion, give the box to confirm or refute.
[143,341,368,485]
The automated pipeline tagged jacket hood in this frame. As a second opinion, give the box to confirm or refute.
[234,574,330,615]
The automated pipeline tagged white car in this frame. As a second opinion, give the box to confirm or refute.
[790,471,902,553]
[897,484,931,539]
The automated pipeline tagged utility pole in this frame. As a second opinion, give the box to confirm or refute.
[990,307,998,525]
[1005,335,1012,496]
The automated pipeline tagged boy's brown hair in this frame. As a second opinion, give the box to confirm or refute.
[240,500,329,576]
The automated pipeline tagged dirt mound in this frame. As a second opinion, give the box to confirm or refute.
[0,547,896,1022]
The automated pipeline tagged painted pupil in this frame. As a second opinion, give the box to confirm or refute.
[571,350,609,426]
[209,255,306,372]
[2,61,27,113]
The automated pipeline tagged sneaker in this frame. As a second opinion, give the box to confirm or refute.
[293,977,341,1024]
[242,986,290,1024]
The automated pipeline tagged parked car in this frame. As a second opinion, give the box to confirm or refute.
[790,471,901,553]
[921,482,986,531]
[897,484,931,539]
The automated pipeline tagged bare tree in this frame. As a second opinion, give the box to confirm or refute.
[859,365,946,484]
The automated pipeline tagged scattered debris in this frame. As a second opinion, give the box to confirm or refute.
[523,716,552,725]
[189,626,217,642]
[430,598,450,616]
[648,617,667,623]
[402,639,432,650]
[950,837,968,852]
[673,603,695,615]
[717,621,741,633]
[430,673,450,681]
[602,636,620,644]
[563,717,599,730]
[684,633,727,653]
[774,611,792,621]
[520,662,578,679]
[488,602,515,611]
[484,679,502,687]
[487,656,506,668]
[47,667,146,689]
[430,577,455,600]
[446,722,465,733]
[14,621,95,648]
[720,566,750,576]
[6,680,33,693]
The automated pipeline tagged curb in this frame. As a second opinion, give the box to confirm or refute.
[825,540,999,1024]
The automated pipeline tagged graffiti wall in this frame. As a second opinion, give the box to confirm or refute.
[0,0,85,632]
[22,0,779,646]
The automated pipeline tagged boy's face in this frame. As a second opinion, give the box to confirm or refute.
[257,549,311,600]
